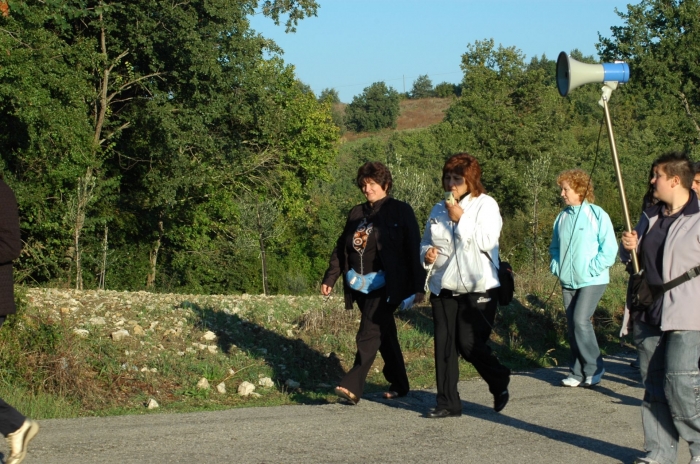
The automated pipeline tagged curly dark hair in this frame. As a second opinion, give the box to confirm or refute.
[356,161,393,194]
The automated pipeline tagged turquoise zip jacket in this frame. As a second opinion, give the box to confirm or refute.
[549,201,618,290]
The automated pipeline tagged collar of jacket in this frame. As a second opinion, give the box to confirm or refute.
[564,200,589,214]
[643,189,699,219]
[362,196,390,217]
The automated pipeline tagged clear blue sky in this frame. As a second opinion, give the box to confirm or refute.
[249,0,632,103]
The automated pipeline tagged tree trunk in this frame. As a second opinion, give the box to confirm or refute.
[99,225,108,290]
[256,204,269,296]
[73,169,95,290]
[147,220,164,289]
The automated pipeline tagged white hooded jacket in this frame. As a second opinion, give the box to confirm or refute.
[420,193,502,295]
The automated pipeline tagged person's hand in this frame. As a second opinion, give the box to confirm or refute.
[445,200,464,223]
[321,284,332,296]
[621,230,638,251]
[425,247,439,265]
[414,292,425,304]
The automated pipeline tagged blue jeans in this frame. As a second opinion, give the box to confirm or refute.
[562,284,606,381]
[634,320,678,464]
[665,330,700,459]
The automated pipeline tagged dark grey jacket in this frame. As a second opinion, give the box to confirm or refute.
[0,179,21,315]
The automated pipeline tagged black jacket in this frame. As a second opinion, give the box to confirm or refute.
[0,179,21,316]
[322,197,425,309]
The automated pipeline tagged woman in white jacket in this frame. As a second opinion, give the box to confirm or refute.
[420,153,510,418]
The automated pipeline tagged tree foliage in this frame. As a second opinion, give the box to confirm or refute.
[0,0,338,294]
[434,82,460,98]
[2,0,699,296]
[345,82,400,132]
[410,74,434,99]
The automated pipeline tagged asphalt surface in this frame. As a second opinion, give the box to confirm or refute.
[8,353,691,464]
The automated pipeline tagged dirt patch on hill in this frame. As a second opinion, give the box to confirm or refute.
[341,97,453,142]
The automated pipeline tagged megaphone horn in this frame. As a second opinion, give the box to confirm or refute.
[556,51,630,97]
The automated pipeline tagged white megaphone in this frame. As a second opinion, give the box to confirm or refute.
[556,51,630,97]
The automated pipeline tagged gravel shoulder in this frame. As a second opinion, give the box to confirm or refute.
[15,353,688,464]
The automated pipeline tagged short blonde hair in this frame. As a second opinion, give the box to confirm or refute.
[557,169,595,204]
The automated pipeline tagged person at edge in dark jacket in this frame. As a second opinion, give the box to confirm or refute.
[321,161,425,405]
[621,152,700,464]
[0,175,40,464]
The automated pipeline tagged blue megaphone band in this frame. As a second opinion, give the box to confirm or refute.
[346,269,386,294]
[602,62,630,84]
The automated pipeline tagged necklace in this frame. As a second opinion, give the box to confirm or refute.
[663,204,683,216]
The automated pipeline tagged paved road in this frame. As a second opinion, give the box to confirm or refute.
[9,353,690,464]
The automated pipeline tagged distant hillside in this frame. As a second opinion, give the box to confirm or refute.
[340,97,452,142]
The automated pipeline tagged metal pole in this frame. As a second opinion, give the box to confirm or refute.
[601,95,640,273]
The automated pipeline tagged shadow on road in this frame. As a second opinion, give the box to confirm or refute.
[362,354,643,463]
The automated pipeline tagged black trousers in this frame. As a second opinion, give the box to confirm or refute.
[0,316,25,436]
[339,289,409,398]
[431,289,510,412]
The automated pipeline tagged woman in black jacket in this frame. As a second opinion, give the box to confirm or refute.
[321,162,425,404]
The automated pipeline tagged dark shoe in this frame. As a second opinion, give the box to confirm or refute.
[494,390,509,412]
[426,408,462,418]
[334,386,359,405]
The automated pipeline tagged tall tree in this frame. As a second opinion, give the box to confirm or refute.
[598,0,700,149]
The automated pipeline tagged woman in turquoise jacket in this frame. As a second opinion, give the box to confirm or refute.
[549,169,618,388]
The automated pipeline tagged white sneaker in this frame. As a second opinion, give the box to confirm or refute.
[583,368,605,387]
[561,377,581,387]
[6,419,39,464]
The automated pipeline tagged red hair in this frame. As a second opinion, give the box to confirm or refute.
[442,153,485,197]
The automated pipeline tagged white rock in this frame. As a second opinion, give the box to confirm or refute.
[237,381,256,396]
[228,368,235,375]
[202,331,217,341]
[89,317,106,325]
[250,392,262,398]
[73,329,89,338]
[216,382,226,394]
[285,379,300,389]
[196,377,210,390]
[132,325,145,336]
[258,377,275,388]
[286,329,294,337]
[147,398,159,409]
[207,345,218,354]
[111,329,130,341]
